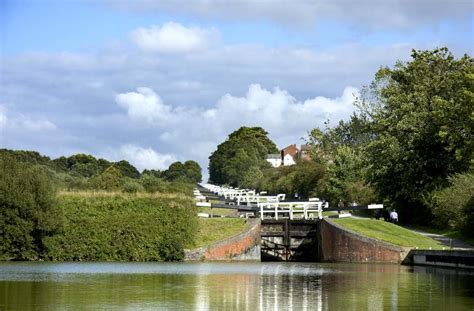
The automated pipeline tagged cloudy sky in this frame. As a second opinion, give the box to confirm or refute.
[1,0,473,178]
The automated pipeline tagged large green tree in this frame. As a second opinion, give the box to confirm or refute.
[307,116,376,206]
[0,153,62,260]
[208,127,278,186]
[162,161,202,183]
[360,48,473,222]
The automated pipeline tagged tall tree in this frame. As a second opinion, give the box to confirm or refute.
[209,127,278,186]
[360,48,473,222]
[0,153,62,260]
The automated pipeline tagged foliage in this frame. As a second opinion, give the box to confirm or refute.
[259,161,326,199]
[122,179,145,193]
[162,160,202,183]
[43,193,197,261]
[114,160,141,179]
[142,169,162,178]
[325,146,376,205]
[89,165,124,191]
[0,153,62,260]
[138,174,194,194]
[432,172,474,237]
[209,126,278,186]
[306,115,376,206]
[0,148,200,194]
[359,48,473,222]
[0,149,52,167]
[239,165,264,189]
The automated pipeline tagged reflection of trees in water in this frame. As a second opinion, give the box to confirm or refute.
[1,264,474,310]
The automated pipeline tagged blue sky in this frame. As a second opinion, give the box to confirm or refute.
[1,0,473,177]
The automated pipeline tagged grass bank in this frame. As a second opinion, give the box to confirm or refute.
[187,218,249,249]
[331,218,444,249]
[43,192,197,261]
[402,225,474,247]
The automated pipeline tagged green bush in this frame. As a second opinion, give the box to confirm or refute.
[0,153,62,260]
[122,179,144,193]
[88,166,124,190]
[432,172,474,237]
[43,193,197,261]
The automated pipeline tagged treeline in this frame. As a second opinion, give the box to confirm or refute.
[0,149,202,261]
[0,148,202,193]
[209,48,473,236]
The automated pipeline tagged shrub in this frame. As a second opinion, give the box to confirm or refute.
[43,194,197,261]
[0,153,62,260]
[122,179,144,193]
[432,172,474,237]
[89,165,124,190]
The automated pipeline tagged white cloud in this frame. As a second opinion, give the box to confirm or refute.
[0,107,56,131]
[0,109,7,128]
[117,84,358,135]
[20,118,57,131]
[206,84,358,137]
[116,84,359,174]
[115,87,174,124]
[130,22,216,53]
[118,144,177,171]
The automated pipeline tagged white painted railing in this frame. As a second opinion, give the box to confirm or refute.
[259,201,323,220]
[196,183,323,220]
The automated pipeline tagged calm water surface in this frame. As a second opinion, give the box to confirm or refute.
[0,262,473,310]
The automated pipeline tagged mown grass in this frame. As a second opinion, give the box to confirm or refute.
[331,218,444,249]
[403,224,474,247]
[187,218,249,249]
[198,207,237,217]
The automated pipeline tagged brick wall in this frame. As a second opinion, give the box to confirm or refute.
[185,218,261,261]
[319,219,409,263]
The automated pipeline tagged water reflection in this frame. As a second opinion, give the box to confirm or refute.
[0,262,473,310]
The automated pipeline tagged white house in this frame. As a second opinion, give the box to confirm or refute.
[283,153,296,166]
[266,154,282,167]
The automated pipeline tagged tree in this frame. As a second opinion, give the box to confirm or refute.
[183,160,202,183]
[162,161,202,183]
[360,48,473,222]
[0,153,62,260]
[114,160,140,179]
[432,172,474,237]
[89,165,124,190]
[162,162,186,182]
[209,127,278,186]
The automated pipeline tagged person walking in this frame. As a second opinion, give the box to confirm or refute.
[390,209,398,224]
[337,199,344,215]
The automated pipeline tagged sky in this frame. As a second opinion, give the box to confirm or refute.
[1,0,473,179]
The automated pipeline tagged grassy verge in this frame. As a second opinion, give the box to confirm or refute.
[331,218,444,249]
[198,207,237,217]
[187,218,248,249]
[403,224,474,246]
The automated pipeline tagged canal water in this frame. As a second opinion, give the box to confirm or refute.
[0,262,473,310]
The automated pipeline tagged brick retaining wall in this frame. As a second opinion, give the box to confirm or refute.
[319,219,409,263]
[185,218,261,261]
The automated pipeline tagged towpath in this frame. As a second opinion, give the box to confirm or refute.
[344,214,473,249]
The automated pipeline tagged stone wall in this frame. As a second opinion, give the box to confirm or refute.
[319,219,409,263]
[403,249,474,269]
[185,218,261,261]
